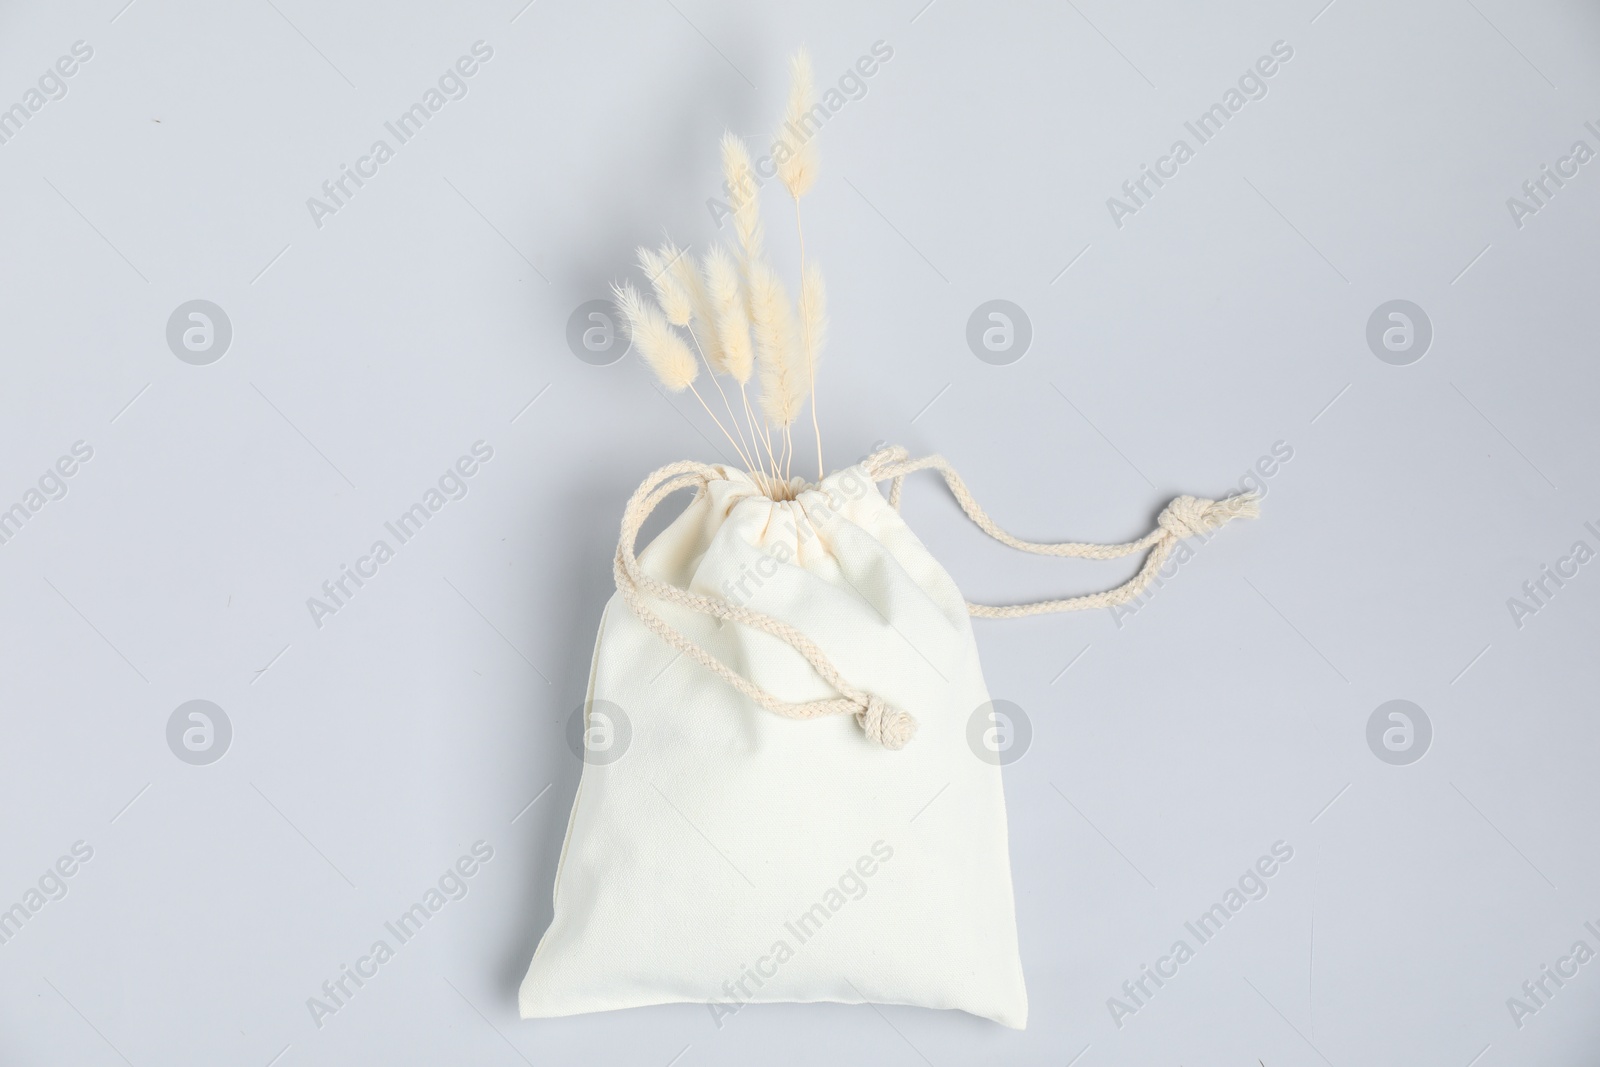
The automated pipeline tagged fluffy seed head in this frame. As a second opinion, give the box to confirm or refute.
[747,260,804,427]
[637,245,692,327]
[720,132,765,263]
[776,49,819,199]
[612,281,698,392]
[666,244,723,368]
[704,246,754,385]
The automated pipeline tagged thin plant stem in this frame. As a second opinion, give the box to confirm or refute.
[687,382,754,472]
[739,382,769,492]
[772,415,788,490]
[770,412,786,487]
[689,325,756,473]
[742,384,781,491]
[795,197,823,482]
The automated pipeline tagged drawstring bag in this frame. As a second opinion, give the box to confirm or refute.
[517,49,1258,1027]
[518,446,1256,1027]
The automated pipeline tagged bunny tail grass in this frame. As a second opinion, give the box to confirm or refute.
[720,133,765,265]
[666,245,724,371]
[706,246,777,480]
[636,245,693,327]
[704,246,754,385]
[776,49,819,200]
[612,281,698,392]
[665,242,750,466]
[748,261,805,430]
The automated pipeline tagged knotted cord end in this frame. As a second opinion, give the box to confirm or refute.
[1158,492,1260,540]
[856,696,917,750]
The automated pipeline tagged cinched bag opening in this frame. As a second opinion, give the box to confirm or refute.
[615,444,1258,749]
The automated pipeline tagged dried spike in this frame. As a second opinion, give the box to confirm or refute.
[637,245,692,327]
[703,246,754,385]
[720,132,765,264]
[775,49,819,199]
[748,260,804,427]
[612,281,698,392]
[666,244,722,367]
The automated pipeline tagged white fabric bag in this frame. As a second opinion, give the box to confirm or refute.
[519,445,1256,1028]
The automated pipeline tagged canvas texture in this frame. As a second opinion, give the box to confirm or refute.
[519,458,1030,1028]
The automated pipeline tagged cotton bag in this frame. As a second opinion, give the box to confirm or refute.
[518,445,1257,1027]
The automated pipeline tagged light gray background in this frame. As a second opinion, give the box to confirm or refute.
[3,0,1598,1064]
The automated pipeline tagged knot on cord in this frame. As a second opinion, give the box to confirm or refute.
[863,444,911,479]
[1158,493,1260,540]
[857,696,918,750]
